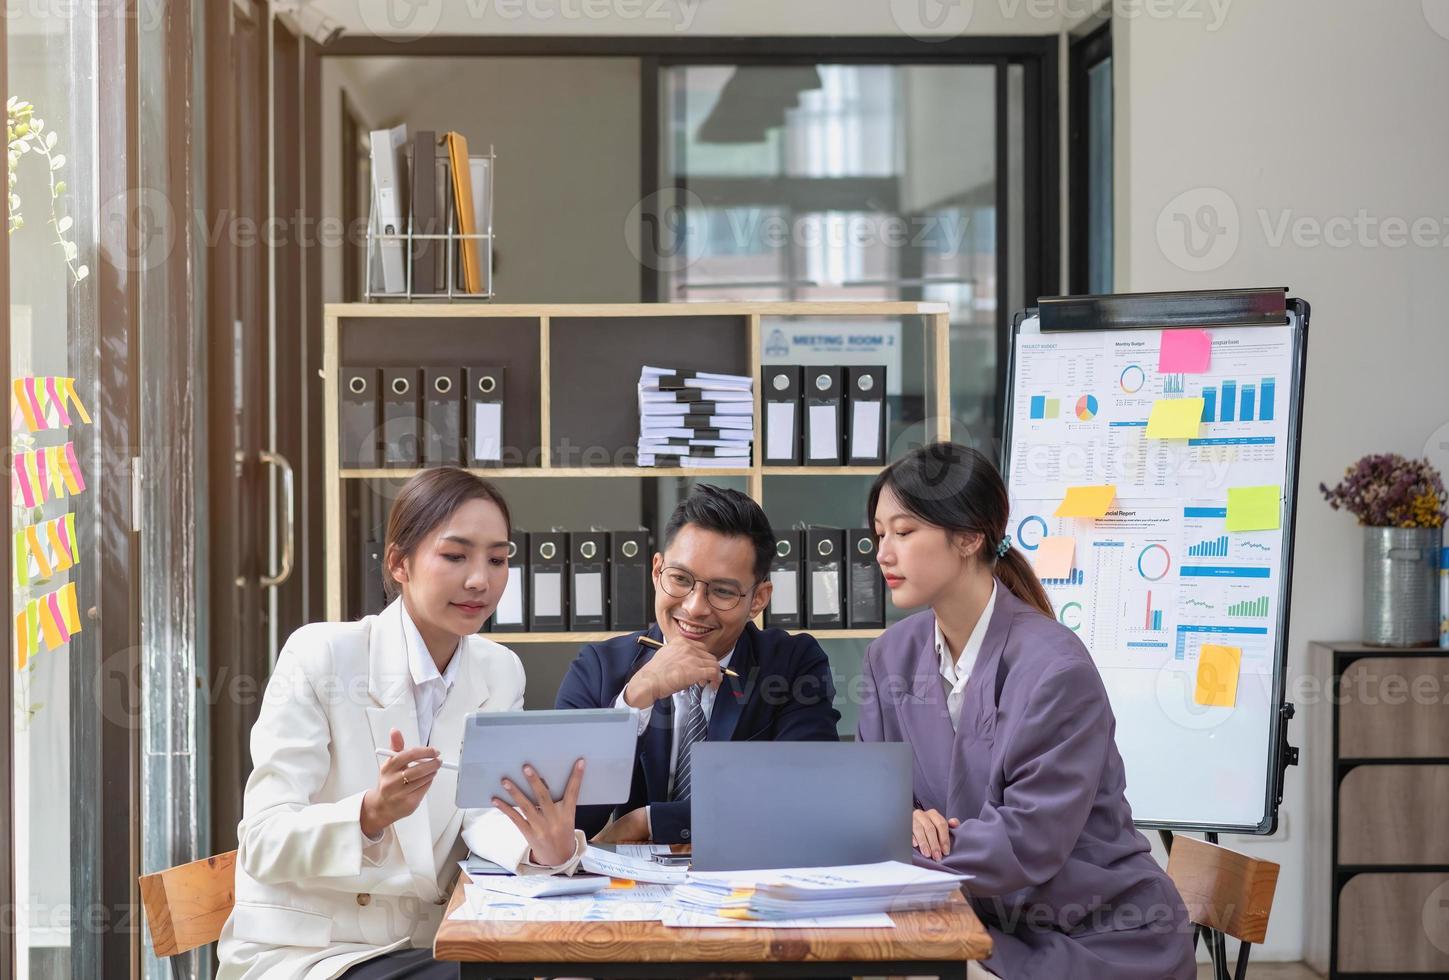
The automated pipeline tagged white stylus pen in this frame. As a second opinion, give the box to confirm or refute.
[374,748,458,771]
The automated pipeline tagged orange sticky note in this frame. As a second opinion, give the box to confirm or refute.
[12,378,39,432]
[1145,397,1205,439]
[1033,536,1076,579]
[37,596,63,651]
[1194,644,1241,708]
[1159,329,1212,373]
[1054,485,1116,519]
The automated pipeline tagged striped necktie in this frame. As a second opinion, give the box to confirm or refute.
[670,685,708,802]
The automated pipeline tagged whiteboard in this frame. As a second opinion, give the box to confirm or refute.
[1001,307,1306,832]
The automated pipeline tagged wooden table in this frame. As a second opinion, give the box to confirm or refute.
[434,875,993,978]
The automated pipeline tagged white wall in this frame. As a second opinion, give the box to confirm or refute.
[1116,0,1449,963]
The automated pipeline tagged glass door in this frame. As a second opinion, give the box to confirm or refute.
[8,3,101,975]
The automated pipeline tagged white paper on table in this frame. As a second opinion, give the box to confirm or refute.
[811,569,839,618]
[769,569,798,616]
[807,404,838,460]
[455,886,666,923]
[616,844,676,858]
[533,572,562,617]
[849,399,882,459]
[472,402,503,462]
[766,401,796,460]
[493,566,524,625]
[471,876,611,900]
[661,908,895,929]
[581,845,689,884]
[574,571,603,617]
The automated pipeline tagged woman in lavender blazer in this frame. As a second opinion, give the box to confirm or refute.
[857,443,1195,980]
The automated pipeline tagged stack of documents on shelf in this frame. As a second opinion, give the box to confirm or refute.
[667,861,968,922]
[637,366,753,468]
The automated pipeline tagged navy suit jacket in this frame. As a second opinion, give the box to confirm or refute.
[554,622,841,844]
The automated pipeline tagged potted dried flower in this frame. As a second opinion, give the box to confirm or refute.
[1321,453,1447,646]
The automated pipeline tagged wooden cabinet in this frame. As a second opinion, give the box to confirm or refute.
[322,302,951,634]
[1306,642,1449,977]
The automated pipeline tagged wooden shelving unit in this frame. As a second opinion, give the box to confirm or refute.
[324,302,951,624]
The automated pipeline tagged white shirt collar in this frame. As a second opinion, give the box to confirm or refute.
[935,581,998,689]
[399,601,462,691]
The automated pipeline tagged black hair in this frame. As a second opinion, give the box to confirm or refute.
[384,467,512,602]
[867,442,1053,617]
[662,483,776,583]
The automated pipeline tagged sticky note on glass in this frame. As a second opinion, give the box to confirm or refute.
[1054,485,1116,519]
[1194,644,1241,707]
[1159,329,1212,373]
[1145,397,1204,439]
[1226,485,1281,531]
[1032,536,1076,579]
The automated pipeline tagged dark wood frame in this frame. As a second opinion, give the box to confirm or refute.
[207,0,273,857]
[1068,21,1113,295]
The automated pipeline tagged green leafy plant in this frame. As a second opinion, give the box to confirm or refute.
[7,96,88,283]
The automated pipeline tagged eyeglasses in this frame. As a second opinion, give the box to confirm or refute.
[657,565,753,611]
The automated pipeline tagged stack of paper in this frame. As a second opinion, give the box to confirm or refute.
[637,366,753,468]
[668,861,968,921]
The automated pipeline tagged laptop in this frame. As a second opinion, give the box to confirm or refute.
[689,742,914,871]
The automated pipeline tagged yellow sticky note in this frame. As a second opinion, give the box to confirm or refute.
[1194,645,1241,708]
[1145,397,1205,439]
[1055,485,1117,519]
[1226,485,1281,532]
[1033,536,1076,579]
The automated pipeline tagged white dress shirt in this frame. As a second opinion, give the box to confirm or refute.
[399,604,462,748]
[368,605,579,872]
[613,644,737,830]
[934,582,997,731]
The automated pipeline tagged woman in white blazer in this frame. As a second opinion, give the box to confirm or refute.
[218,467,585,980]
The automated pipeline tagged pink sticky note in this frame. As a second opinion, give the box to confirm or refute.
[1032,536,1077,580]
[12,458,34,509]
[45,376,71,427]
[1158,329,1212,373]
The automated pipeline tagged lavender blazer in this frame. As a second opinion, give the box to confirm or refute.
[858,584,1195,980]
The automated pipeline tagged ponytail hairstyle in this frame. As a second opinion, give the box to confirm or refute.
[383,467,513,602]
[867,442,1053,618]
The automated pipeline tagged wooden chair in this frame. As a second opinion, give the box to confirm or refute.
[138,851,237,957]
[1165,835,1280,980]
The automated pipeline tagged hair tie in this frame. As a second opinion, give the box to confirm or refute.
[996,536,1012,559]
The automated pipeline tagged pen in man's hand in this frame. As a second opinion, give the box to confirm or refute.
[636,633,740,677]
[374,748,458,771]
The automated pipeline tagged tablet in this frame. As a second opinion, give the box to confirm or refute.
[454,708,636,809]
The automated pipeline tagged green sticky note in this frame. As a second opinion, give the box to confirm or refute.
[1144,397,1205,439]
[1226,486,1281,531]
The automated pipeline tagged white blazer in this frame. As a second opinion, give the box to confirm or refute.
[217,599,584,980]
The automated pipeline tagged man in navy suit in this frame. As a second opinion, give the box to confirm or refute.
[555,484,840,845]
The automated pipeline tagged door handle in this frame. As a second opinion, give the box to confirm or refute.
[259,449,295,589]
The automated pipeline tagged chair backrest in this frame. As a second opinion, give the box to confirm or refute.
[138,851,237,957]
[1165,835,1280,944]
